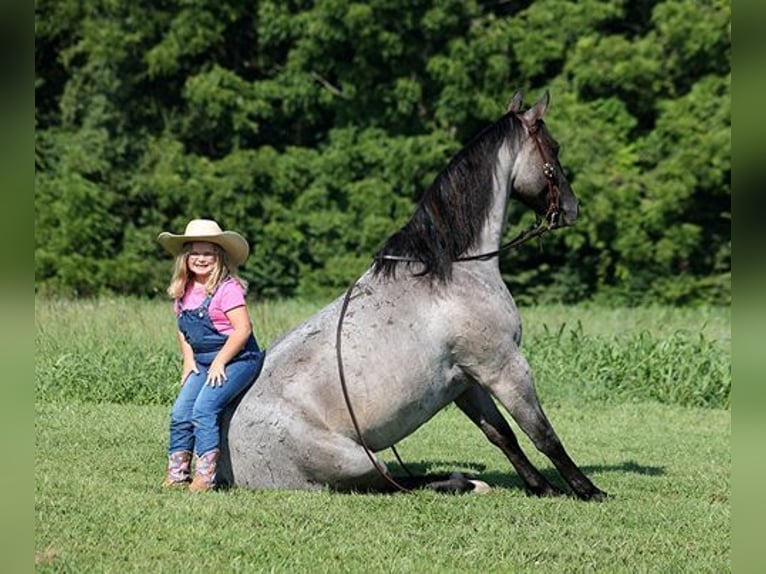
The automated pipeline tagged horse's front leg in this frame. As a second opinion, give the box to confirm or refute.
[486,353,607,501]
[454,384,563,497]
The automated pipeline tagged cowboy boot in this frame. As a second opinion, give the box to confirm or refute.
[163,451,192,487]
[189,450,219,493]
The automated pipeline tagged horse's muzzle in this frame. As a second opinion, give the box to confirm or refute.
[555,201,579,227]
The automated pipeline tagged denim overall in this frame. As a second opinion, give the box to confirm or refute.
[168,291,264,457]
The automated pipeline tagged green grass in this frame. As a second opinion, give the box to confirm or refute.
[35,298,730,408]
[36,401,729,572]
[35,298,730,571]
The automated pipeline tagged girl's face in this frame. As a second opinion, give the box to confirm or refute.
[186,241,219,281]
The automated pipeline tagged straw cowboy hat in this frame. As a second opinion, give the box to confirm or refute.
[158,219,250,266]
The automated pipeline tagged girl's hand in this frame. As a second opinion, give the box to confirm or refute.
[181,361,199,386]
[203,305,250,387]
[178,331,198,386]
[206,360,228,387]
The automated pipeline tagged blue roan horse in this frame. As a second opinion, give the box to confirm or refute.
[220,91,606,500]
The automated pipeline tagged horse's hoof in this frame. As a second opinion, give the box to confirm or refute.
[588,489,608,502]
[468,480,492,494]
[576,488,608,501]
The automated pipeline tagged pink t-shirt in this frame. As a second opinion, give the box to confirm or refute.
[175,278,247,335]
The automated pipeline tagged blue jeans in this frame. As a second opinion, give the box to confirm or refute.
[168,353,263,456]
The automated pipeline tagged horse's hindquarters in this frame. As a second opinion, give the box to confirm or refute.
[223,394,395,491]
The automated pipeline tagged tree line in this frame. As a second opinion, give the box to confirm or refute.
[35,0,730,305]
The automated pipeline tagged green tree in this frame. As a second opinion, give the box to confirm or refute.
[35,0,730,304]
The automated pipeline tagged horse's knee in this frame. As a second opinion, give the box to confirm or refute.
[481,421,520,451]
[529,427,563,454]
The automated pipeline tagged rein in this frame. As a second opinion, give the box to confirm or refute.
[377,214,552,264]
[336,282,415,492]
[335,118,561,493]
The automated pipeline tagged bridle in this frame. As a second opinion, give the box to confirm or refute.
[335,117,564,492]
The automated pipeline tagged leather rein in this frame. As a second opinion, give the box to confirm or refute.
[335,120,561,492]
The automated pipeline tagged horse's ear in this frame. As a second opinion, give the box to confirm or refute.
[521,90,550,124]
[507,91,524,113]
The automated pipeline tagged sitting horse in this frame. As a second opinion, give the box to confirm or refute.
[220,91,606,500]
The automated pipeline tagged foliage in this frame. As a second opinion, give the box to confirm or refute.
[35,0,730,304]
[35,298,730,409]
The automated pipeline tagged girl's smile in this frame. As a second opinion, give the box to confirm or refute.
[187,241,219,280]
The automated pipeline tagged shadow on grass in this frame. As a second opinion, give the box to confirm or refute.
[214,459,665,496]
[385,458,665,492]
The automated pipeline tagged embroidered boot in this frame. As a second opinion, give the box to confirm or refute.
[163,451,192,487]
[189,450,219,493]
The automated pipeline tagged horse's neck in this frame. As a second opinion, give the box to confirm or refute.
[464,142,514,259]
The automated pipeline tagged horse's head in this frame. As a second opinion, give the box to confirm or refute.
[508,91,579,228]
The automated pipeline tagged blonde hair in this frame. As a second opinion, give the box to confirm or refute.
[166,243,248,299]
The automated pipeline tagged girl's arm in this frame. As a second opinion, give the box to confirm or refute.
[206,305,252,386]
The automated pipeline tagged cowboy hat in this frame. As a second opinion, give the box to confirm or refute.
[157,219,250,266]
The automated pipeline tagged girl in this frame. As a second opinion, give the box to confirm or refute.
[158,219,264,492]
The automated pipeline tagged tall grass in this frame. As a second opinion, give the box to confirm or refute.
[35,298,730,408]
[34,297,322,405]
[527,323,730,408]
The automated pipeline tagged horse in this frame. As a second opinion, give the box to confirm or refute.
[219,91,607,500]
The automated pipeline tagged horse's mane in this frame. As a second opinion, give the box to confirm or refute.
[372,112,522,282]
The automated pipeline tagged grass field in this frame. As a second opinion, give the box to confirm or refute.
[35,299,730,572]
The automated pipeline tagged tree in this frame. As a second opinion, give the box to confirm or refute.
[35,0,730,304]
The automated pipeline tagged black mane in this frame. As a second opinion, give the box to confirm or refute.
[372,112,523,281]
